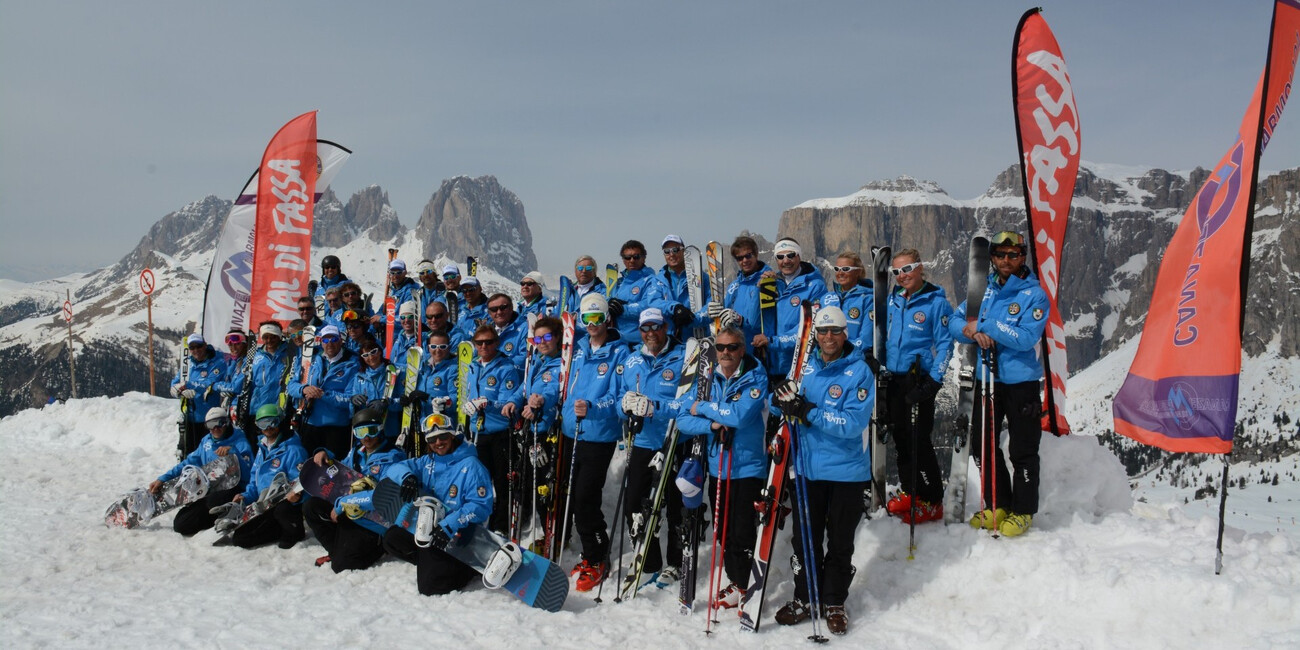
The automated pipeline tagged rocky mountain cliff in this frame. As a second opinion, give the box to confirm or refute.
[414,176,538,280]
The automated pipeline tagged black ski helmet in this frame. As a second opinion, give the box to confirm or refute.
[352,407,383,428]
[321,255,341,269]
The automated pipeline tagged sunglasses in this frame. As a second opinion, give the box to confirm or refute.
[297,306,314,313]
[816,326,847,335]
[463,285,480,292]
[428,343,450,351]
[472,339,498,347]
[715,342,742,352]
[389,269,406,275]
[575,265,595,272]
[663,246,683,255]
[775,253,798,261]
[488,304,511,313]
[322,265,340,271]
[343,291,360,298]
[832,266,862,273]
[530,333,554,345]
[581,312,607,325]
[399,315,417,321]
[639,322,665,332]
[418,269,437,276]
[360,348,381,358]
[319,335,341,344]
[443,273,459,280]
[205,418,230,430]
[427,312,447,319]
[520,281,538,288]
[891,263,921,277]
[188,343,205,350]
[733,253,755,262]
[353,423,383,439]
[621,253,643,261]
[991,250,1023,260]
[225,334,246,345]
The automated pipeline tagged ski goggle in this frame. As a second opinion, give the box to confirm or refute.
[319,334,341,344]
[422,412,454,433]
[990,230,1025,248]
[891,262,921,277]
[832,266,862,273]
[353,423,383,439]
[255,417,280,431]
[205,417,230,430]
[342,310,362,321]
[225,333,246,345]
[575,265,595,272]
[581,312,607,325]
[530,333,554,345]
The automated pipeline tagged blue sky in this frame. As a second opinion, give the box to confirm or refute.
[2,1,1295,281]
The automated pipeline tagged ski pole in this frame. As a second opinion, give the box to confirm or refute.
[790,424,827,644]
[557,413,583,570]
[987,348,999,538]
[907,401,919,560]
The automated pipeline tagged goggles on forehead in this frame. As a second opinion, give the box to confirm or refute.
[990,231,1025,247]
[422,412,454,433]
[225,333,246,345]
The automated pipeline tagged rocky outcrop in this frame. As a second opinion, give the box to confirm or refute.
[413,176,538,280]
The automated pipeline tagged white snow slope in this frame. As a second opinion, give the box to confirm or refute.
[1,394,1297,649]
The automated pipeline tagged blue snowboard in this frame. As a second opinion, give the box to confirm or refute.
[371,478,569,612]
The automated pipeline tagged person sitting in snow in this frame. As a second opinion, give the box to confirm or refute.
[211,404,308,549]
[149,407,254,536]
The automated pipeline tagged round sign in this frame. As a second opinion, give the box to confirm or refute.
[139,268,156,296]
[62,300,73,323]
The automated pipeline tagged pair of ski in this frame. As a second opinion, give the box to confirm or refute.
[944,237,991,525]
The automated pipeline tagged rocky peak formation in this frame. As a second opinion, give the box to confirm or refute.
[414,175,538,280]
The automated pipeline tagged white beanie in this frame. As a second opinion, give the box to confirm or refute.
[774,239,802,257]
[523,271,545,289]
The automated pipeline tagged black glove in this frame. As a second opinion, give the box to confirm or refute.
[906,376,943,405]
[773,379,814,421]
[399,475,420,502]
[864,354,882,377]
[713,425,734,450]
[366,399,387,413]
[670,304,694,327]
[400,390,429,407]
[429,525,453,549]
[607,298,626,320]
[350,394,368,409]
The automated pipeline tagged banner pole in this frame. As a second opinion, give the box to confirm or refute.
[1214,453,1231,575]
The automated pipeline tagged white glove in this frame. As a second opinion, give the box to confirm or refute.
[432,396,453,412]
[461,398,488,416]
[622,392,654,418]
[718,309,741,329]
[180,389,196,400]
[170,385,183,398]
[706,302,724,319]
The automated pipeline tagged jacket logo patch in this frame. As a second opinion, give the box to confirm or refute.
[1032,307,1044,320]
[790,296,801,307]
[433,377,443,387]
[487,376,497,387]
[200,371,208,378]
[941,315,949,327]
[857,387,868,401]
[598,363,609,376]
[828,384,843,399]
[661,369,675,381]
[749,387,761,399]
[543,371,553,382]
[370,466,381,475]
[271,459,281,469]
[505,380,515,390]
[448,485,458,498]
[848,307,861,320]
[477,486,487,498]
[504,343,514,353]
[1009,302,1021,316]
[631,286,640,295]
[913,311,925,324]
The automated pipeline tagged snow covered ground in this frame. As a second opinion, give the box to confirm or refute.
[2,394,1297,648]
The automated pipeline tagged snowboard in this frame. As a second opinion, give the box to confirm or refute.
[944,236,990,524]
[371,477,569,612]
[298,460,390,535]
[211,472,299,544]
[105,454,241,529]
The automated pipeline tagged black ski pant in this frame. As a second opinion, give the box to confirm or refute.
[474,429,513,534]
[710,475,762,588]
[231,499,305,549]
[383,527,477,595]
[887,374,944,504]
[180,421,206,457]
[299,423,352,460]
[623,442,688,574]
[559,436,616,566]
[970,380,1042,516]
[172,486,240,536]
[788,479,866,607]
[304,496,385,572]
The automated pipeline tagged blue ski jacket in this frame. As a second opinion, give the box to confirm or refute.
[792,345,875,482]
[215,344,293,416]
[383,442,493,535]
[332,446,407,482]
[390,330,426,369]
[157,431,254,487]
[241,433,308,502]
[617,339,688,450]
[949,270,1049,385]
[417,357,460,417]
[170,346,227,423]
[506,353,563,433]
[518,296,554,320]
[834,282,875,357]
[465,353,523,435]
[560,331,630,443]
[314,273,353,301]
[657,264,712,339]
[771,263,831,377]
[886,282,956,383]
[287,349,360,428]
[675,355,770,480]
[609,267,669,343]
[496,314,531,368]
[723,262,774,357]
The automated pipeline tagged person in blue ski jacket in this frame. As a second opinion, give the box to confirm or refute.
[615,308,688,586]
[411,259,445,324]
[347,338,404,442]
[370,259,420,333]
[454,277,489,341]
[170,333,227,456]
[339,282,375,324]
[320,286,348,331]
[341,309,372,355]
[562,293,630,591]
[459,323,523,533]
[434,263,465,309]
[518,271,554,320]
[487,293,530,367]
[882,248,956,524]
[215,322,294,447]
[215,404,309,550]
[313,255,352,304]
[948,231,1050,538]
[674,326,770,606]
[303,407,406,572]
[149,406,254,536]
[503,315,564,433]
[830,252,874,358]
[715,236,771,360]
[770,305,874,636]
[608,240,670,344]
[378,418,494,596]
[410,331,460,423]
[655,234,711,340]
[764,238,832,380]
[287,325,360,459]
[389,301,427,366]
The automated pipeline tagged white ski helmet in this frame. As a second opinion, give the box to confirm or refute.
[580,293,608,317]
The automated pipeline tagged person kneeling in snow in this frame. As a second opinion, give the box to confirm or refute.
[380,414,494,596]
[303,407,406,572]
[150,407,254,536]
[212,404,308,549]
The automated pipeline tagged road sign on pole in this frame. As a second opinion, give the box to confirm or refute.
[141,268,156,395]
